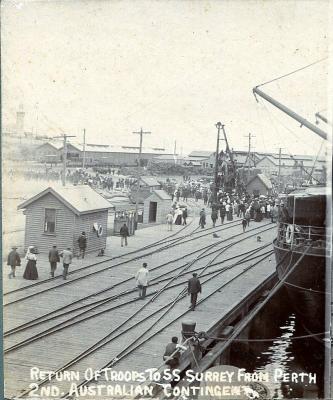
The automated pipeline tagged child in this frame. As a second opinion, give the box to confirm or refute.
[242,218,247,232]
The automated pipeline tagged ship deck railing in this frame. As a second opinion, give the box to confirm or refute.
[276,222,331,255]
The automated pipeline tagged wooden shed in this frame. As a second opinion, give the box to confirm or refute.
[140,176,162,192]
[143,190,172,224]
[18,185,112,255]
[246,173,273,196]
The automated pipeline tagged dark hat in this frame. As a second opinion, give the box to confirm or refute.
[193,273,198,277]
[143,262,147,267]
[82,231,86,235]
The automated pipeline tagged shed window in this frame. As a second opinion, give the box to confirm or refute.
[44,208,56,233]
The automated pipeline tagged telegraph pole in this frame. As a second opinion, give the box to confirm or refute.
[214,122,224,203]
[133,128,151,229]
[54,134,76,186]
[82,128,86,169]
[133,128,151,167]
[244,132,256,171]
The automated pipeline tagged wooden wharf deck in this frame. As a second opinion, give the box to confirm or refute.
[4,217,277,399]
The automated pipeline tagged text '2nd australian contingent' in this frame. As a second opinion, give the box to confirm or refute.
[29,367,317,397]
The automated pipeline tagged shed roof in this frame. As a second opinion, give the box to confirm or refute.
[140,176,161,187]
[152,154,184,161]
[149,190,172,201]
[36,142,63,151]
[246,173,273,189]
[188,150,214,158]
[63,142,169,155]
[18,185,113,215]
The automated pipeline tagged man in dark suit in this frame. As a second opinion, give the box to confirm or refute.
[7,246,21,278]
[78,232,87,259]
[48,245,60,277]
[187,273,202,311]
[120,223,129,247]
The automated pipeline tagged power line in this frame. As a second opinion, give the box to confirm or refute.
[257,57,328,88]
[259,100,322,184]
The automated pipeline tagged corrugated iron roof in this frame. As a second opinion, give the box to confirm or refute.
[18,185,113,215]
[246,173,273,189]
[140,176,161,187]
[149,189,172,200]
[188,151,214,158]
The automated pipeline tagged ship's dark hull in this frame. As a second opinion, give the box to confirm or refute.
[273,240,326,336]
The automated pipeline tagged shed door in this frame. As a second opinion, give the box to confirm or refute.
[149,201,157,223]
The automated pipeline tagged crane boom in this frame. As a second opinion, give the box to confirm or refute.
[253,86,328,141]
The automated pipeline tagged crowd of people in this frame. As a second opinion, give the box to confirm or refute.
[163,188,281,233]
[22,166,138,192]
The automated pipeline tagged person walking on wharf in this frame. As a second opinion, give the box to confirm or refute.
[120,223,129,247]
[199,208,206,229]
[23,246,38,280]
[166,211,173,231]
[245,208,251,227]
[211,209,218,228]
[188,273,201,311]
[60,247,73,280]
[48,245,60,277]
[182,208,188,225]
[7,246,21,279]
[77,231,87,259]
[220,203,226,225]
[135,262,149,299]
[242,218,247,233]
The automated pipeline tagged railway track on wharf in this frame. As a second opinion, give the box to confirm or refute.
[4,234,273,352]
[3,218,245,305]
[4,222,274,336]
[3,217,196,297]
[9,244,274,399]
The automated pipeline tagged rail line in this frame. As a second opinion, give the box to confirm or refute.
[4,239,267,339]
[3,222,273,308]
[4,246,271,353]
[62,252,274,399]
[3,218,245,302]
[14,246,273,398]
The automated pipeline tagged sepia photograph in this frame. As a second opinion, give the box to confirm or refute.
[1,1,332,399]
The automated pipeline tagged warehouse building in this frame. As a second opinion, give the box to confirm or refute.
[34,142,172,166]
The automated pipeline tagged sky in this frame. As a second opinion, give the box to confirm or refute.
[1,0,332,156]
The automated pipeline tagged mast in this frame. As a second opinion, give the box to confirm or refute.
[253,86,328,140]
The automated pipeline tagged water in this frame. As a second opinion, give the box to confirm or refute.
[229,288,325,399]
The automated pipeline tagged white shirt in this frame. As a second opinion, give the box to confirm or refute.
[135,267,149,286]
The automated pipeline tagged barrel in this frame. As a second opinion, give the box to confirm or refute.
[182,321,196,339]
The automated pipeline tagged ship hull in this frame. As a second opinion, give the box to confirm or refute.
[273,240,326,336]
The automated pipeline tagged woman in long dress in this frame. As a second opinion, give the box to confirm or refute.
[174,208,183,225]
[23,246,38,280]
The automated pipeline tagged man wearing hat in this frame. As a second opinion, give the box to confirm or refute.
[48,245,60,277]
[187,273,202,311]
[77,231,87,259]
[135,262,150,299]
[7,246,21,278]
